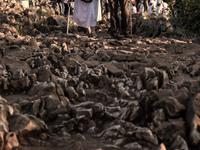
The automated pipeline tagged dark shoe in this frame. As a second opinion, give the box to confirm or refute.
[123,33,132,38]
[110,32,123,40]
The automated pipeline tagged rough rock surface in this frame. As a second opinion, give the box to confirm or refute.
[0,1,200,150]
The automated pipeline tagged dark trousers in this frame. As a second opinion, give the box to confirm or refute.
[108,0,129,34]
[64,3,69,15]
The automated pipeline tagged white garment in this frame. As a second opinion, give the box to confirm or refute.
[148,5,154,14]
[132,6,137,14]
[64,0,68,3]
[162,2,169,15]
[150,0,156,8]
[156,6,162,14]
[139,3,144,13]
[73,0,102,28]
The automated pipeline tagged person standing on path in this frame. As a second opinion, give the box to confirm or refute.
[108,0,131,38]
[73,0,102,37]
[57,0,64,15]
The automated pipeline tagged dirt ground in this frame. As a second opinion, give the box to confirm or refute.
[1,2,200,149]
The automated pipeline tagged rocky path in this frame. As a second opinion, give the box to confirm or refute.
[1,1,200,150]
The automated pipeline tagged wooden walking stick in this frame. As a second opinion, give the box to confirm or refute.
[129,0,132,35]
[66,5,70,34]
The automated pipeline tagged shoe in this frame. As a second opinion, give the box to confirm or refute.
[110,32,123,40]
[123,33,132,38]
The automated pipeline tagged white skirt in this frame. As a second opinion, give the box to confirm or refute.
[73,0,102,28]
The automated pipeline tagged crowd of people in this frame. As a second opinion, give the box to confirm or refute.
[51,0,170,39]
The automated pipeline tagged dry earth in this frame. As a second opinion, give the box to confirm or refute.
[0,1,200,150]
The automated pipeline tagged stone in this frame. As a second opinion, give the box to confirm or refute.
[136,76,143,91]
[66,86,79,99]
[97,125,125,139]
[37,65,52,82]
[28,82,57,98]
[188,114,200,146]
[104,62,124,77]
[50,44,62,53]
[47,16,68,26]
[154,118,186,145]
[127,127,158,146]
[123,142,142,150]
[158,143,167,150]
[170,135,189,150]
[141,67,156,81]
[10,76,30,90]
[29,38,39,50]
[175,87,189,106]
[152,109,166,126]
[9,114,47,135]
[153,96,185,117]
[77,108,93,119]
[12,69,24,80]
[186,93,200,146]
[153,67,169,88]
[5,132,19,150]
[146,77,159,91]
[118,86,130,98]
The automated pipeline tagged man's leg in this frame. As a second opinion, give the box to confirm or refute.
[108,0,120,33]
[119,0,130,37]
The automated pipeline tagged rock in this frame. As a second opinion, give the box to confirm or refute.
[0,104,11,132]
[76,108,93,119]
[152,109,166,126]
[10,76,30,90]
[5,132,19,150]
[141,67,156,81]
[175,87,189,106]
[63,116,89,132]
[103,144,120,150]
[153,67,169,88]
[50,44,62,53]
[170,135,189,150]
[9,114,47,134]
[37,65,52,82]
[45,97,60,114]
[97,125,125,139]
[47,16,68,26]
[154,118,186,145]
[66,86,79,99]
[146,77,159,91]
[136,76,143,91]
[189,64,200,76]
[12,69,24,80]
[104,62,124,77]
[28,82,57,98]
[186,93,200,146]
[0,12,7,24]
[158,143,167,150]
[127,126,158,146]
[153,96,185,117]
[123,142,143,150]
[29,38,39,50]
[118,86,130,97]
[73,133,86,141]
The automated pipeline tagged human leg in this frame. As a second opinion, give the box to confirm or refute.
[108,0,120,33]
[119,0,131,37]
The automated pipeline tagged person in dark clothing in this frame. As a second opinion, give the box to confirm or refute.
[108,0,131,38]
[57,0,64,15]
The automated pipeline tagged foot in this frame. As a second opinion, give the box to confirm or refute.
[110,33,122,40]
[123,33,132,38]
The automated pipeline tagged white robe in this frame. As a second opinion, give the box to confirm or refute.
[73,0,102,28]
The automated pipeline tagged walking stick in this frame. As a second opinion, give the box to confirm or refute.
[129,0,132,35]
[66,5,70,34]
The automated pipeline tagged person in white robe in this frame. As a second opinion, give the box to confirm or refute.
[73,0,102,36]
